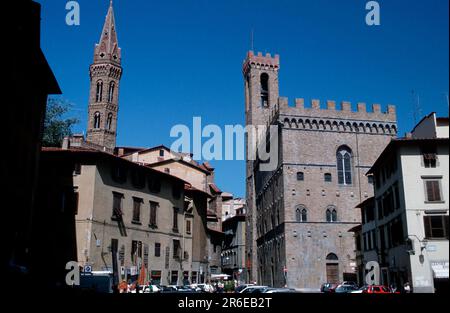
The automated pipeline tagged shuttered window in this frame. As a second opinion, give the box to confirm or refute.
[425,180,442,202]
[424,215,449,239]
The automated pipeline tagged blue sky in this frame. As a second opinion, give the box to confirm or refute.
[38,0,448,198]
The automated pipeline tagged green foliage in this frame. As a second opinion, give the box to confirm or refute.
[42,97,79,147]
[224,281,235,292]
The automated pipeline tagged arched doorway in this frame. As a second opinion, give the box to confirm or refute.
[326,253,339,284]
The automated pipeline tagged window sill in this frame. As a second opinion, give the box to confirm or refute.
[131,221,142,225]
[424,201,445,204]
[172,229,179,233]
[111,216,121,221]
[149,224,158,229]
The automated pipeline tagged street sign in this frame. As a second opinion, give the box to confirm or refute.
[84,265,92,273]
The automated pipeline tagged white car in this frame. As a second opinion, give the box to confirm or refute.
[142,285,160,293]
[239,286,269,293]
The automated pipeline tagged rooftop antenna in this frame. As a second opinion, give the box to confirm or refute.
[411,90,422,125]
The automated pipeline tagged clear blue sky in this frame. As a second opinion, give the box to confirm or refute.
[38,0,448,198]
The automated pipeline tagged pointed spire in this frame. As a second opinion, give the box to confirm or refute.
[94,0,121,64]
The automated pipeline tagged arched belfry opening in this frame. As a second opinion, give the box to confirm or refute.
[260,73,269,107]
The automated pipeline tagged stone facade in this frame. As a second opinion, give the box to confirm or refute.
[62,148,212,286]
[243,51,397,289]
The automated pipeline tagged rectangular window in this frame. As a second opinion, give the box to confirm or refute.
[132,197,142,223]
[149,201,158,227]
[159,149,165,157]
[172,185,181,199]
[172,207,179,232]
[143,243,149,267]
[173,240,181,259]
[324,173,332,182]
[425,180,442,202]
[154,243,161,257]
[191,271,198,284]
[112,192,124,219]
[186,219,191,234]
[131,240,138,265]
[297,172,304,181]
[74,163,81,175]
[422,146,437,168]
[424,215,449,239]
[151,271,162,285]
[148,176,161,193]
[171,271,178,285]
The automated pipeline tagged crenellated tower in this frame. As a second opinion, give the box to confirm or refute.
[86,0,122,151]
[243,51,280,283]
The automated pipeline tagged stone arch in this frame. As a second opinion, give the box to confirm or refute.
[291,118,298,128]
[283,118,290,128]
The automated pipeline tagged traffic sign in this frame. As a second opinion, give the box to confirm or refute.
[84,265,92,273]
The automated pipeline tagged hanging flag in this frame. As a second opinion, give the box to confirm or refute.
[137,262,146,286]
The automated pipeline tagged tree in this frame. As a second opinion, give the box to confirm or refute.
[42,97,79,147]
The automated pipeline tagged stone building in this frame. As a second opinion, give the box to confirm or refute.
[222,206,247,283]
[222,195,246,221]
[357,112,449,293]
[121,145,226,277]
[243,51,398,289]
[41,147,211,286]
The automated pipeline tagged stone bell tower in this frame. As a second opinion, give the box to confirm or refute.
[86,0,122,151]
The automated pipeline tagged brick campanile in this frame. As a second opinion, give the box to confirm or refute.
[86,0,122,151]
[243,51,280,283]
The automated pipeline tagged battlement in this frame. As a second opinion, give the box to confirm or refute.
[276,97,396,121]
[268,97,398,135]
[243,51,280,75]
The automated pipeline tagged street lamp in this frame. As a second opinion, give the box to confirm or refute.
[406,235,428,264]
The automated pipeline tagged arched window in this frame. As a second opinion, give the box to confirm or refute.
[108,81,115,102]
[324,173,332,182]
[295,205,307,222]
[326,206,338,222]
[301,209,307,222]
[260,73,269,107]
[96,80,103,102]
[337,146,352,185]
[326,253,339,261]
[106,113,113,130]
[93,112,101,129]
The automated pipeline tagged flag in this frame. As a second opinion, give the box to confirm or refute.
[137,261,146,286]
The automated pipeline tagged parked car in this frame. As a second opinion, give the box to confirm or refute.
[264,288,298,293]
[321,283,339,293]
[235,284,255,293]
[361,285,397,294]
[350,285,368,294]
[342,281,358,288]
[193,283,215,293]
[158,285,178,293]
[239,286,269,293]
[142,285,160,293]
[335,284,359,293]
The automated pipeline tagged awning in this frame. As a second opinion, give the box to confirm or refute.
[431,261,449,279]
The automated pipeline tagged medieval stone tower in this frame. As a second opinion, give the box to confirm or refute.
[86,1,122,151]
[243,51,280,283]
[243,51,398,289]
